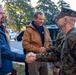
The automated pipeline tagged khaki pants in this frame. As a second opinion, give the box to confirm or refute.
[28,61,48,75]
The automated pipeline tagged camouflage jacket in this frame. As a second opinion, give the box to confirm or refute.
[54,31,65,68]
[36,28,76,75]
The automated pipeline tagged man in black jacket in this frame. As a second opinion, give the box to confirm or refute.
[17,22,30,75]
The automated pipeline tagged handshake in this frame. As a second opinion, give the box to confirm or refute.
[25,47,46,63]
[25,52,36,63]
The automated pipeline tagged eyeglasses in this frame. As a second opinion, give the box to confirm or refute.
[0,12,5,15]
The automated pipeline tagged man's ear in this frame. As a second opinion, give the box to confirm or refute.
[64,17,67,23]
[34,18,36,21]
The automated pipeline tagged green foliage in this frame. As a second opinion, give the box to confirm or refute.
[3,0,34,31]
[13,63,25,75]
[2,0,71,29]
[36,0,59,25]
[57,0,70,9]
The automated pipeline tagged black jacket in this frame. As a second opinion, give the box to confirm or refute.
[17,31,24,41]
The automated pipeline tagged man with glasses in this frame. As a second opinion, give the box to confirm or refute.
[0,4,35,75]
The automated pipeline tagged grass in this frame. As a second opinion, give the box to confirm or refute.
[13,62,54,75]
[13,63,25,75]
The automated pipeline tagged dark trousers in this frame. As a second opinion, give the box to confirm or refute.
[23,49,29,75]
[25,62,29,75]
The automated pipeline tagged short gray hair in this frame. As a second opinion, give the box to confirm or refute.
[0,4,2,8]
[34,11,44,18]
[65,16,76,25]
[0,4,3,9]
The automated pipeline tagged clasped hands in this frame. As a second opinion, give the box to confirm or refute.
[25,47,46,63]
[25,52,36,63]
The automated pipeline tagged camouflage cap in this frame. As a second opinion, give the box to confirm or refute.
[60,7,76,17]
[54,7,76,22]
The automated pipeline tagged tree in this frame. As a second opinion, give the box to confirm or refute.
[57,0,70,9]
[36,0,59,25]
[2,0,34,31]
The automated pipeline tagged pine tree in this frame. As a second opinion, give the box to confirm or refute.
[57,0,70,9]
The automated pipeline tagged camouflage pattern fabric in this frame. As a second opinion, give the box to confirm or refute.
[36,28,76,75]
[54,31,65,68]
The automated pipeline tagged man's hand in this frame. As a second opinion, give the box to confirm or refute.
[25,52,36,63]
[39,47,46,53]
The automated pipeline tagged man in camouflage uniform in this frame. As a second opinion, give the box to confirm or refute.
[53,15,65,75]
[35,7,76,75]
[53,31,65,75]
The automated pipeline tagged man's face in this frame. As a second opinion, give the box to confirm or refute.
[0,7,5,24]
[34,14,44,26]
[56,17,65,28]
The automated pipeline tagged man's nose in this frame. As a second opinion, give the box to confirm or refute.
[41,20,44,23]
[2,13,5,18]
